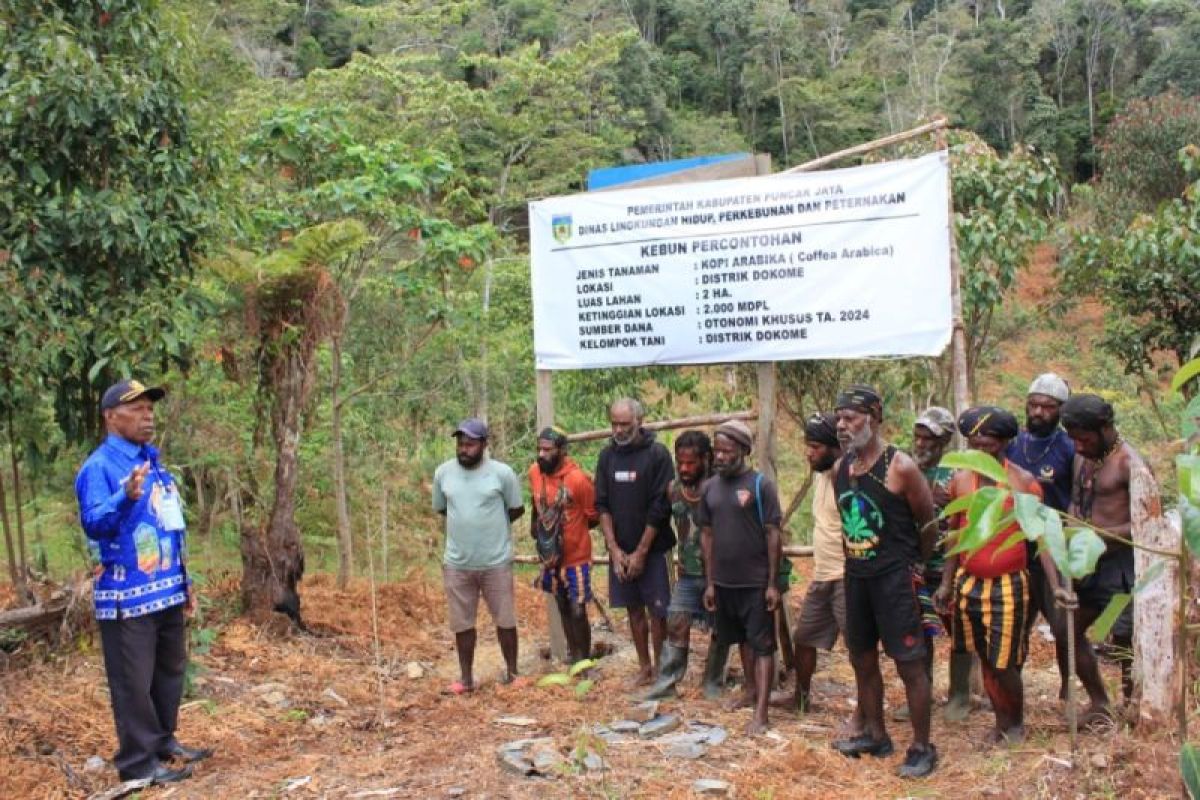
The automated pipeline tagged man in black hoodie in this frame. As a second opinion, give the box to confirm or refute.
[595,398,677,686]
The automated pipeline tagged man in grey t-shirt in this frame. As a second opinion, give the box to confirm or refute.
[432,418,525,693]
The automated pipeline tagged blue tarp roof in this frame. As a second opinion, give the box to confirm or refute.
[587,153,751,191]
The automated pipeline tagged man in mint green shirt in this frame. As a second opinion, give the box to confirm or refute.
[433,418,525,693]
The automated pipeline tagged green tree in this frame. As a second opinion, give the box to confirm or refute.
[1065,145,1200,393]
[950,134,1061,395]
[0,0,216,443]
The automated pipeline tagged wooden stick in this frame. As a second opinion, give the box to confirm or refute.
[778,116,949,174]
[565,410,758,444]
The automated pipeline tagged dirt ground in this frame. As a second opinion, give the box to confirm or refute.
[0,561,1185,800]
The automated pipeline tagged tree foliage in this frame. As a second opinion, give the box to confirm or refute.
[0,0,217,442]
[1066,146,1200,389]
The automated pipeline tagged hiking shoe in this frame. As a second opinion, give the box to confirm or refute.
[832,734,895,759]
[897,744,938,778]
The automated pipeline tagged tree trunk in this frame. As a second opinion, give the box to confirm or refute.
[331,335,353,590]
[0,465,25,599]
[1130,460,1181,722]
[6,409,27,578]
[241,347,307,623]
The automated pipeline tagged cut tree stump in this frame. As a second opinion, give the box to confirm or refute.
[1130,459,1182,722]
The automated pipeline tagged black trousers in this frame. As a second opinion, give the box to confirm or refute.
[98,604,187,779]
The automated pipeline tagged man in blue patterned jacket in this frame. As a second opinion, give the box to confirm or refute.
[75,379,211,785]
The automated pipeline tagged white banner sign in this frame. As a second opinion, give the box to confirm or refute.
[529,151,952,370]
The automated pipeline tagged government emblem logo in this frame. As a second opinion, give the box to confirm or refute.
[552,214,572,244]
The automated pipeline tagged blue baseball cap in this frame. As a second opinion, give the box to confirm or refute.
[452,418,489,440]
[100,379,166,411]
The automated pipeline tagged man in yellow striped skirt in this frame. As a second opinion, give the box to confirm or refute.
[933,406,1073,745]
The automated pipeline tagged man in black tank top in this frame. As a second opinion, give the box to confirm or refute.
[830,385,939,778]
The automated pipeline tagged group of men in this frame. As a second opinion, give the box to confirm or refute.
[75,373,1144,786]
[431,373,1145,780]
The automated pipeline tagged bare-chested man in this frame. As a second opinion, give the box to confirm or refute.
[1062,393,1144,714]
[830,385,939,778]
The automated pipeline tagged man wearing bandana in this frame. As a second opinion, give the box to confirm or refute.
[933,407,1071,745]
[1063,393,1146,715]
[529,427,598,666]
[830,385,939,778]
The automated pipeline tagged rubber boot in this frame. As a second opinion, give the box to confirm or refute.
[644,643,689,700]
[701,640,731,700]
[942,651,973,722]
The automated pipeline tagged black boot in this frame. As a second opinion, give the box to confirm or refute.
[644,643,689,699]
[701,640,730,700]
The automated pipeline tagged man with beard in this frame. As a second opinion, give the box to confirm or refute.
[595,398,677,687]
[933,407,1070,745]
[1006,373,1073,701]
[773,413,857,716]
[899,406,962,722]
[831,385,939,778]
[1063,393,1146,714]
[699,421,783,734]
[529,427,598,666]
[646,430,720,700]
[433,418,525,694]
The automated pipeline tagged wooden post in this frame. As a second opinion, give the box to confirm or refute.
[756,363,778,485]
[1130,459,1182,722]
[534,368,570,663]
[935,125,971,418]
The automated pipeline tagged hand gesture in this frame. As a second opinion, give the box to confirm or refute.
[702,583,716,613]
[125,461,151,501]
[764,585,781,613]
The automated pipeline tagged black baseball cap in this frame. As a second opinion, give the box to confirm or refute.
[100,379,166,411]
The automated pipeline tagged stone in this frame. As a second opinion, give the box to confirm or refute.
[84,755,107,773]
[1090,753,1110,769]
[261,690,290,708]
[497,749,535,776]
[582,750,606,772]
[639,713,682,739]
[406,662,425,680]
[610,720,641,733]
[530,746,564,774]
[252,681,288,695]
[447,789,466,797]
[496,716,538,727]
[629,700,659,722]
[666,743,706,759]
[693,779,731,796]
[308,714,333,729]
[500,737,554,751]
